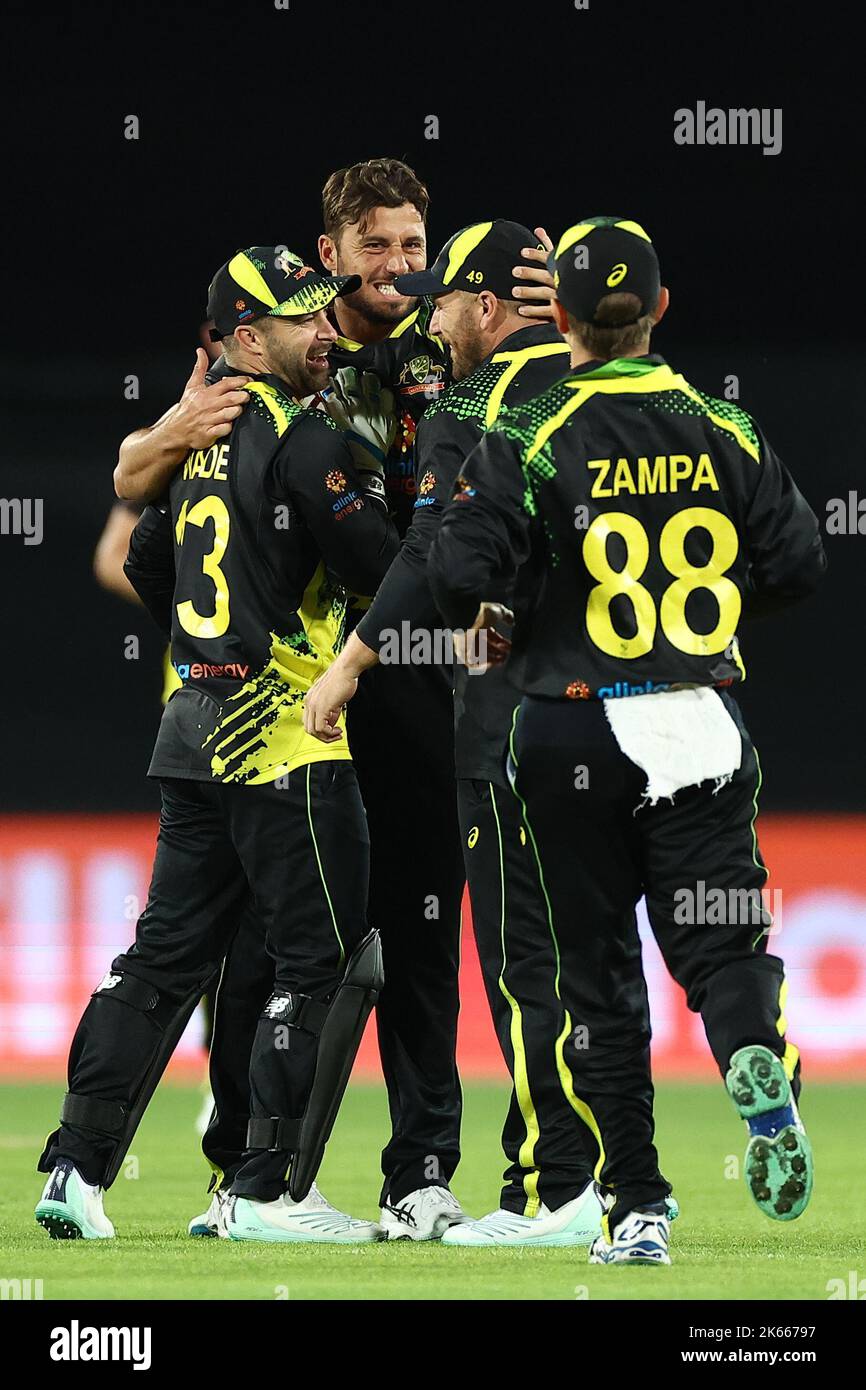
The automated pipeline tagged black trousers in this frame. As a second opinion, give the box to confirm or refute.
[459,778,606,1215]
[511,692,793,1228]
[202,661,466,1206]
[345,661,465,1204]
[42,765,369,1202]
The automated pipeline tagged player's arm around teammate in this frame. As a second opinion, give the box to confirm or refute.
[428,218,826,1265]
[114,350,250,502]
[306,221,623,1249]
[35,251,400,1246]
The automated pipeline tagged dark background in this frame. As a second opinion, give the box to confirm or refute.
[2,0,863,811]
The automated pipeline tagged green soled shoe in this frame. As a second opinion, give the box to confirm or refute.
[442,1181,603,1247]
[35,1159,115,1239]
[726,1044,813,1221]
[227,1183,385,1244]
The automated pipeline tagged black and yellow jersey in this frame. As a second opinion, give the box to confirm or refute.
[126,363,398,785]
[330,299,450,535]
[428,355,826,701]
[356,323,570,782]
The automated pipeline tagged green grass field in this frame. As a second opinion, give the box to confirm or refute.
[2,1080,863,1301]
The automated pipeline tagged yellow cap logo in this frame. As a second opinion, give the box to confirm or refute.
[467,826,479,849]
[519,826,526,847]
[606,263,628,287]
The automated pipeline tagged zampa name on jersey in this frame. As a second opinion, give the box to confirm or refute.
[588,452,720,497]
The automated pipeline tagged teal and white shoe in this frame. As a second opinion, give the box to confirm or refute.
[441,1180,602,1247]
[726,1044,813,1221]
[188,1188,231,1238]
[35,1159,115,1240]
[227,1183,385,1244]
[589,1206,671,1265]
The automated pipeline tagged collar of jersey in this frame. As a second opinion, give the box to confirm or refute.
[331,300,441,353]
[570,353,667,381]
[485,322,567,367]
[208,357,300,397]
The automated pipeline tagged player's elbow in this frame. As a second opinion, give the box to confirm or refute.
[114,457,136,502]
[340,530,400,595]
[747,540,828,616]
[341,557,394,596]
[114,435,148,501]
[428,555,482,631]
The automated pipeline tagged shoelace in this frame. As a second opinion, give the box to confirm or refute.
[428,1186,460,1211]
[383,1200,418,1227]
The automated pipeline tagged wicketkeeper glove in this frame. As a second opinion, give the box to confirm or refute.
[322,367,397,506]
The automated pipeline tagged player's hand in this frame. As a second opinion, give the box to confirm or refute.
[322,367,396,504]
[512,226,557,321]
[171,349,250,448]
[454,601,514,674]
[304,665,359,741]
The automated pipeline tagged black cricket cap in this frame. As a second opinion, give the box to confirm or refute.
[549,217,661,326]
[394,220,543,300]
[207,247,361,341]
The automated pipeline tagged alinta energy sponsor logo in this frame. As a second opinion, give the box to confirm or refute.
[452,475,476,502]
[325,469,348,495]
[598,679,672,698]
[332,489,365,521]
[325,467,365,519]
[674,101,782,157]
[580,673,740,700]
[173,661,251,680]
[414,470,437,508]
[50,1320,152,1371]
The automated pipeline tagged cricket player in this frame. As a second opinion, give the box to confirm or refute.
[305,219,649,1246]
[93,500,220,1136]
[112,160,557,1240]
[427,217,826,1265]
[35,249,399,1244]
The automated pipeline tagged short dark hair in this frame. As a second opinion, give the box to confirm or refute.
[567,291,654,359]
[322,158,430,241]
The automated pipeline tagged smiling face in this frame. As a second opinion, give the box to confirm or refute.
[253,309,338,395]
[429,290,488,381]
[320,203,426,330]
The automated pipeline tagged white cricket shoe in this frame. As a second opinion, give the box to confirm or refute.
[227,1183,385,1244]
[589,1206,671,1265]
[188,1187,231,1238]
[379,1185,470,1241]
[441,1180,602,1247]
[35,1159,115,1240]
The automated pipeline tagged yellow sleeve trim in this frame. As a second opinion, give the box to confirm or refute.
[486,343,570,427]
[245,380,291,435]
